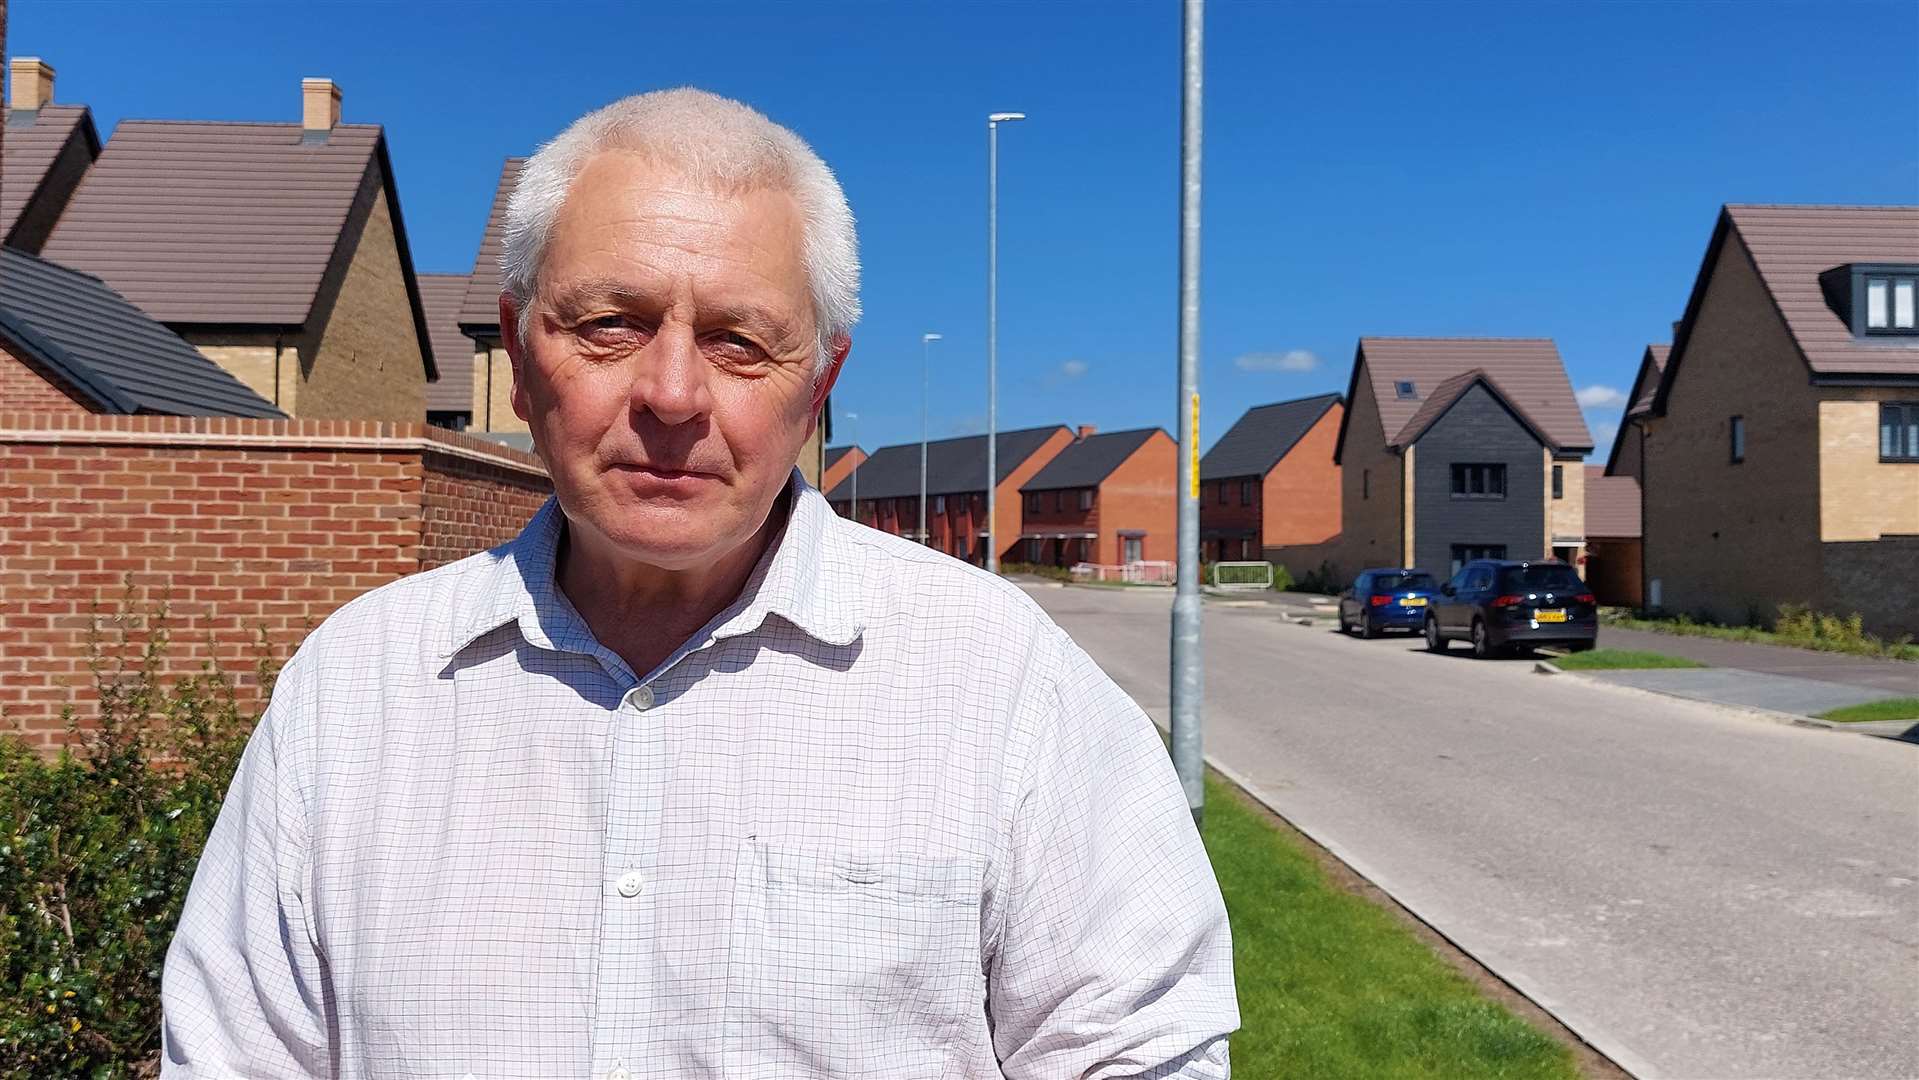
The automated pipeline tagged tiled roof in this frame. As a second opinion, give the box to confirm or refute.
[1022,428,1164,492]
[1627,344,1669,417]
[1584,466,1641,539]
[1,104,98,245]
[1339,337,1591,459]
[418,273,475,414]
[1726,204,1919,378]
[0,247,282,417]
[459,157,524,333]
[1199,392,1340,480]
[824,445,861,470]
[824,425,1069,502]
[1391,369,1553,449]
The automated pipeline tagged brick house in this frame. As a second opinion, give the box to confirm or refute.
[454,155,832,483]
[1582,466,1643,606]
[0,246,281,418]
[1333,338,1593,579]
[1018,427,1176,567]
[418,272,476,431]
[821,444,864,495]
[1198,392,1343,567]
[39,77,438,422]
[825,425,1074,565]
[1603,344,1669,483]
[2,58,98,253]
[1638,204,1919,635]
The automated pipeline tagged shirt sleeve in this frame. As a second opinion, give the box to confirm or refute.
[988,632,1239,1078]
[161,655,332,1078]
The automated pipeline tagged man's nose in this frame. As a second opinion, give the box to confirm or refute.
[630,323,713,427]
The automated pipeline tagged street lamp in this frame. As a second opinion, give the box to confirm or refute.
[845,411,860,525]
[986,110,1025,574]
[920,332,941,548]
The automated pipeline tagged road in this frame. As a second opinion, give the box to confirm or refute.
[1022,583,1919,1080]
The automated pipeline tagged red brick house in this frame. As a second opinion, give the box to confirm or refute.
[1018,427,1176,567]
[2,58,99,254]
[821,444,864,495]
[1198,392,1343,567]
[826,425,1074,565]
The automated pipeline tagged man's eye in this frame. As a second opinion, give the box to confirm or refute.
[707,332,766,359]
[585,315,630,332]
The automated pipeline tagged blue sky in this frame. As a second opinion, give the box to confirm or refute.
[10,1,1917,459]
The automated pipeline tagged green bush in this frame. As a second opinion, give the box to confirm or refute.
[1293,560,1344,596]
[998,561,1075,583]
[1269,563,1296,593]
[0,599,275,1079]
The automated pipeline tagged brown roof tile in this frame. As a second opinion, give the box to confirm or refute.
[1390,368,1555,449]
[42,121,381,326]
[1346,337,1591,454]
[1626,344,1669,417]
[458,157,524,332]
[418,273,474,414]
[1,104,98,245]
[1725,204,1919,378]
[1584,466,1641,538]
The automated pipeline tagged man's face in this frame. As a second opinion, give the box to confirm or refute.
[506,152,843,571]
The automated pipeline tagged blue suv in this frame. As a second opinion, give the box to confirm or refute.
[1339,568,1442,638]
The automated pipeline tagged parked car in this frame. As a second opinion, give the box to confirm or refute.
[1339,568,1442,638]
[1425,559,1597,658]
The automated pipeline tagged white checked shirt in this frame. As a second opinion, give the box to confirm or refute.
[162,474,1237,1079]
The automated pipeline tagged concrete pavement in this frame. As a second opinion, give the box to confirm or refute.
[1595,625,1919,696]
[1574,667,1903,717]
[1024,583,1919,1080]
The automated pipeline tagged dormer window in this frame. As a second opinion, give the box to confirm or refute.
[1394,380,1418,400]
[1822,264,1919,336]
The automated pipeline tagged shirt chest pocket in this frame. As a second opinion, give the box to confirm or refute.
[723,839,989,1079]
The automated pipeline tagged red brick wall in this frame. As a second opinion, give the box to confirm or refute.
[1201,475,1262,560]
[1263,402,1343,546]
[1089,431,1178,564]
[0,415,549,743]
[993,428,1075,566]
[0,338,94,414]
[1020,486,1097,565]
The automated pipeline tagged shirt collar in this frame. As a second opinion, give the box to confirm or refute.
[444,469,863,661]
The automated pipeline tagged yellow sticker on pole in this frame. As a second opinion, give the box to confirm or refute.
[1189,392,1201,499]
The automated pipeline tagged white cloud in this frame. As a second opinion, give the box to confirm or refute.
[1058,359,1089,379]
[1235,349,1320,373]
[1576,384,1628,408]
[1590,418,1619,446]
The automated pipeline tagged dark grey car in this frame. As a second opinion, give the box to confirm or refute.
[1425,559,1598,658]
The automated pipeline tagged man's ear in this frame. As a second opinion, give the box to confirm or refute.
[500,294,532,423]
[810,335,851,417]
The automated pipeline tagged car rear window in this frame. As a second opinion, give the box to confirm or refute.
[1371,572,1437,593]
[1496,565,1584,593]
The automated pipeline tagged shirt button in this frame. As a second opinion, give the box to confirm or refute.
[631,685,654,710]
[615,871,645,898]
[609,1068,631,1080]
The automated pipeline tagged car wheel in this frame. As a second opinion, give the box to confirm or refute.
[1568,639,1596,653]
[1471,618,1496,659]
[1360,616,1379,640]
[1424,615,1448,651]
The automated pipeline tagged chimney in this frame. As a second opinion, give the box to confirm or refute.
[10,58,55,114]
[302,77,341,139]
[1076,425,1097,440]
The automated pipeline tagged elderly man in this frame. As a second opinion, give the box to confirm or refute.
[162,89,1237,1079]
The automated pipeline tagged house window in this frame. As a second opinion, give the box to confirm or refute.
[1450,544,1507,576]
[1730,415,1745,464]
[1240,479,1253,505]
[1078,488,1093,511]
[1866,275,1918,331]
[1450,463,1507,499]
[1552,464,1563,500]
[1123,536,1144,563]
[1883,403,1919,462]
[1216,481,1228,506]
[1394,380,1418,400]
[934,495,946,514]
[1025,492,1039,513]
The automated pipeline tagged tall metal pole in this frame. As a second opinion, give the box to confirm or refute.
[986,112,1024,573]
[1171,0,1206,826]
[921,333,941,546]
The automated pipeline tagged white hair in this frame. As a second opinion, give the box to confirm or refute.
[500,87,861,371]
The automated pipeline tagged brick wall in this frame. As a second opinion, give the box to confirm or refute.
[1263,402,1344,550]
[300,178,427,422]
[1336,370,1406,579]
[1088,430,1177,564]
[0,337,92,413]
[0,415,549,743]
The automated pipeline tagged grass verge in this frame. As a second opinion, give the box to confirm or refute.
[1599,610,1919,662]
[1550,649,1707,671]
[1814,697,1919,723]
[1202,775,1593,1079]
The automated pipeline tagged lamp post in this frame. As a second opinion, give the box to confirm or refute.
[920,333,941,547]
[1171,0,1206,826]
[845,411,860,525]
[986,110,1025,574]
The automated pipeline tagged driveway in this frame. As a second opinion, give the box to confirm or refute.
[1024,584,1919,1080]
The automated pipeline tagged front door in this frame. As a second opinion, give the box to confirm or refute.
[1123,536,1143,563]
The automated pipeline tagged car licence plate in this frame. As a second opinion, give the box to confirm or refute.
[1399,597,1427,607]
[1535,609,1567,623]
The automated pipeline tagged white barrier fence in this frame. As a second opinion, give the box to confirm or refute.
[1071,560,1177,585]
[1210,560,1275,591]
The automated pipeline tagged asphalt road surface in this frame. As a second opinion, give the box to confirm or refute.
[1023,583,1919,1080]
